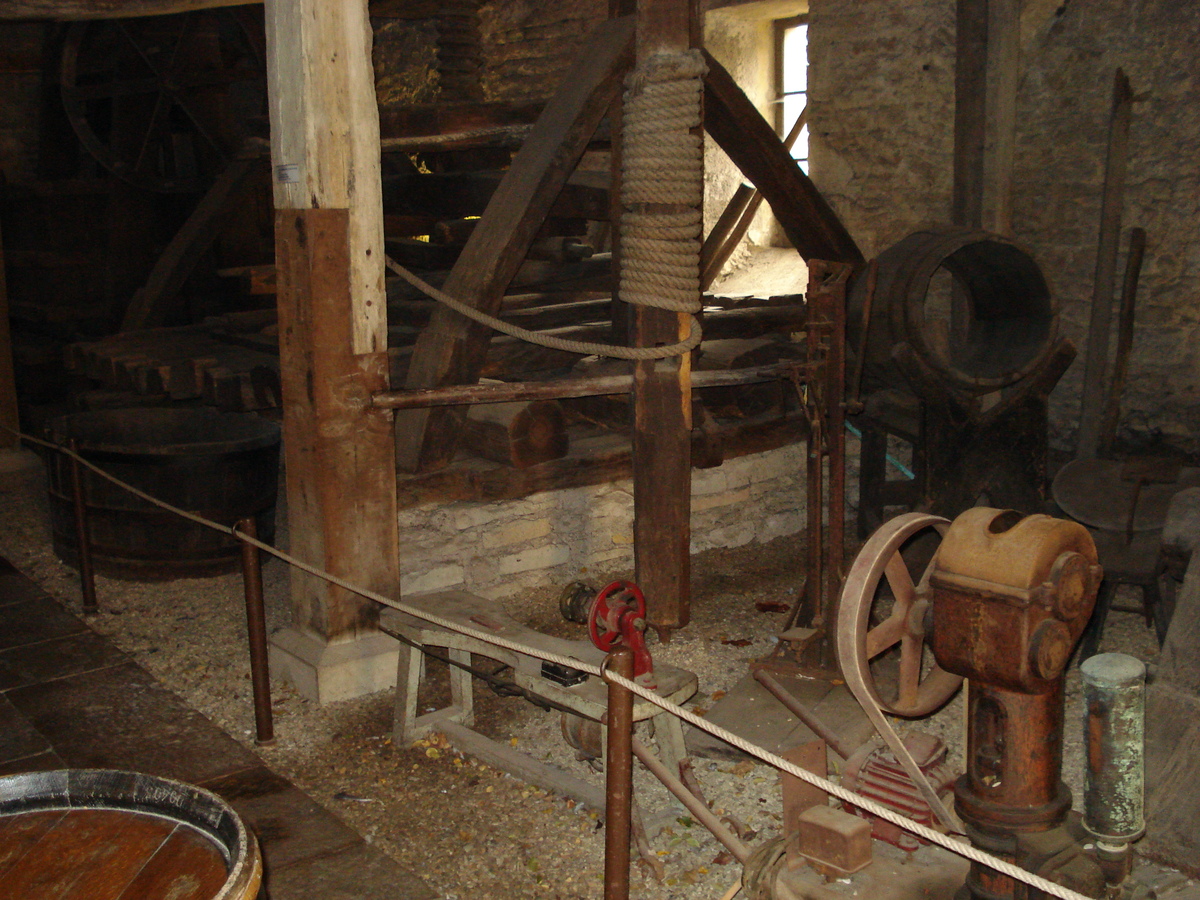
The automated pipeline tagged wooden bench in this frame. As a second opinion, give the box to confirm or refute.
[379,590,698,779]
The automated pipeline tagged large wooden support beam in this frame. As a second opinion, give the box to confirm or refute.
[265,0,397,644]
[702,52,863,267]
[953,0,1020,234]
[393,16,635,473]
[629,0,701,636]
[275,210,398,638]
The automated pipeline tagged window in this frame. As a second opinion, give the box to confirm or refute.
[773,15,809,173]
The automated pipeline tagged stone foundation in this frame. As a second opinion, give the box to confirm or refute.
[397,442,812,600]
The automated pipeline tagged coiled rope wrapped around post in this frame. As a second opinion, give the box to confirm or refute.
[619,49,707,349]
[383,49,707,362]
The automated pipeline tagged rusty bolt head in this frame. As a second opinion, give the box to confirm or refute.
[1030,618,1073,679]
[1047,551,1092,620]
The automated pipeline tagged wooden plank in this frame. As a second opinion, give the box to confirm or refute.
[393,16,636,472]
[274,209,399,639]
[702,51,863,266]
[0,215,17,450]
[952,0,988,231]
[983,0,1019,235]
[1077,69,1135,460]
[438,721,609,815]
[113,827,228,900]
[0,809,177,900]
[120,158,257,331]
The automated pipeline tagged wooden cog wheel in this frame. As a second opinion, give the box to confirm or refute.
[836,512,963,717]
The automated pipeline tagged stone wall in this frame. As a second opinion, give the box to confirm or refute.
[477,0,606,102]
[808,0,1200,450]
[397,443,811,600]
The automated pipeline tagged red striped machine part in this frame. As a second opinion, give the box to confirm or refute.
[841,731,957,851]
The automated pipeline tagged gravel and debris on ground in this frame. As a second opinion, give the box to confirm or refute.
[0,456,1168,899]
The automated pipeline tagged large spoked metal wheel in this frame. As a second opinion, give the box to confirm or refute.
[836,512,963,717]
[60,9,265,193]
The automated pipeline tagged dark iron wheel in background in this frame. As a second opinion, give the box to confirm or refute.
[60,7,266,193]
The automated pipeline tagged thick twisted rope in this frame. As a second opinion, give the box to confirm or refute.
[382,48,707,362]
[619,49,706,330]
[2,425,1097,900]
[384,256,699,360]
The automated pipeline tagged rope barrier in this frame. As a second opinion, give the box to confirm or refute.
[0,420,1097,900]
[384,256,701,361]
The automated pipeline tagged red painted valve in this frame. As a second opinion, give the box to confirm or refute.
[587,580,656,688]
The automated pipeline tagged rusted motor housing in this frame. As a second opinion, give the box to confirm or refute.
[848,228,1056,395]
[929,508,1101,693]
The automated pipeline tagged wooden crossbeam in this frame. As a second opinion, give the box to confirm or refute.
[393,16,636,472]
[702,51,863,266]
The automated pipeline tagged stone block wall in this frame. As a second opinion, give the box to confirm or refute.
[396,443,812,600]
[477,0,606,102]
[808,0,1200,450]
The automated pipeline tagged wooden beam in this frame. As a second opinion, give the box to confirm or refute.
[953,0,988,230]
[629,0,700,636]
[702,51,863,266]
[393,16,636,472]
[1077,69,1135,460]
[265,0,397,642]
[120,158,257,332]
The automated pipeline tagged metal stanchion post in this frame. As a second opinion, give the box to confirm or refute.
[604,647,634,900]
[68,440,98,615]
[236,517,274,746]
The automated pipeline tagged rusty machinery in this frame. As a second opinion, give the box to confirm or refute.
[830,508,1146,900]
[847,229,1077,537]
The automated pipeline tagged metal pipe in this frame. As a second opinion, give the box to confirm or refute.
[604,648,634,900]
[753,669,855,760]
[237,517,274,746]
[68,439,98,615]
[631,737,749,863]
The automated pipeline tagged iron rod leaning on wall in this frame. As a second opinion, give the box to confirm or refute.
[369,364,813,410]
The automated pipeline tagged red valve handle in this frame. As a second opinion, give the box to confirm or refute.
[588,580,646,649]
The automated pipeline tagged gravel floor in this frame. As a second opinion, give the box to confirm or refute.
[0,452,1165,900]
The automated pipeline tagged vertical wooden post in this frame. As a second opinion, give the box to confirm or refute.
[1077,70,1134,461]
[953,0,1019,351]
[0,215,18,451]
[263,0,399,647]
[631,0,700,637]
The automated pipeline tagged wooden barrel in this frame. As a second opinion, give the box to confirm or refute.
[45,408,281,580]
[0,769,261,900]
[848,228,1057,395]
